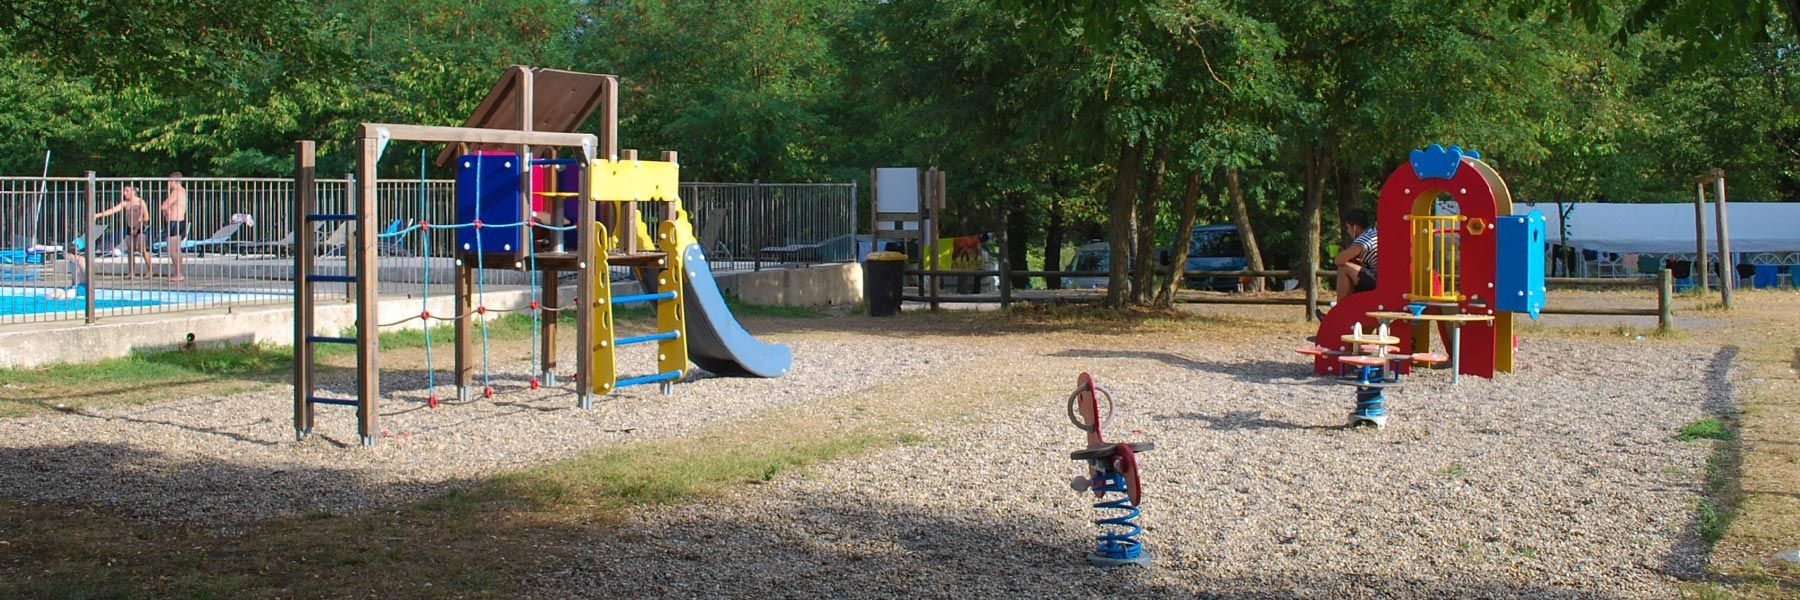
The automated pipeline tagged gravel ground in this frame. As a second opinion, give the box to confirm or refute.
[0,314,1729,597]
[533,333,1725,599]
[0,331,975,527]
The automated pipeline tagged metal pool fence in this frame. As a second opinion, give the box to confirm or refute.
[0,175,855,326]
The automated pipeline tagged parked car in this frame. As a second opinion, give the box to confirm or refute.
[1176,224,1250,291]
[1061,241,1116,289]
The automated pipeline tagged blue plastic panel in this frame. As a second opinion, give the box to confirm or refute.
[1495,211,1547,318]
[455,152,525,254]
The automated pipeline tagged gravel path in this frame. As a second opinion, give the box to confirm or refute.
[534,334,1725,599]
[0,330,976,526]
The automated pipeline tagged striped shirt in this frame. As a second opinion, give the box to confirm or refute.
[1353,228,1378,277]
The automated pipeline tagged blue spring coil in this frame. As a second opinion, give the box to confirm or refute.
[1355,365,1387,418]
[1089,471,1145,561]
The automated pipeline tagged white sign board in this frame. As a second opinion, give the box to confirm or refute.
[875,167,921,213]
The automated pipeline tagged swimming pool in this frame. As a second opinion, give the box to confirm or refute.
[0,286,289,318]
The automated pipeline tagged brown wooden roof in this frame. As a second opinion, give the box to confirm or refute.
[433,66,616,165]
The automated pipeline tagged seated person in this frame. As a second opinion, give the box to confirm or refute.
[1334,209,1378,299]
[46,239,88,300]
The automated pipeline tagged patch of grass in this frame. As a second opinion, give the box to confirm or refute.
[0,344,293,417]
[1679,417,1733,442]
[498,428,886,509]
[1677,582,1736,599]
[1697,499,1727,544]
[897,432,928,444]
[1436,463,1467,478]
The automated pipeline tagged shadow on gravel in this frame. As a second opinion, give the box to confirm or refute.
[1154,410,1337,432]
[0,441,460,525]
[1660,344,1745,583]
[1047,349,1315,386]
[530,490,1623,599]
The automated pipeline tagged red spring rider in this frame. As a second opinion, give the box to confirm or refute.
[1066,372,1152,567]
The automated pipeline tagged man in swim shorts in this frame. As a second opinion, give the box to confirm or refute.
[95,185,152,278]
[160,172,188,282]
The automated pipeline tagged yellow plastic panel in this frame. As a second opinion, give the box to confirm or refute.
[592,224,616,394]
[656,220,689,379]
[587,159,680,202]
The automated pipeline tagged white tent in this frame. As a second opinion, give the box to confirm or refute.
[1512,202,1800,255]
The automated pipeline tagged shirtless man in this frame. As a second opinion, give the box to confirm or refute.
[95,185,152,278]
[160,172,188,282]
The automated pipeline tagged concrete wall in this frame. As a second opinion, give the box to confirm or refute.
[0,264,861,369]
[712,262,862,307]
[0,286,567,369]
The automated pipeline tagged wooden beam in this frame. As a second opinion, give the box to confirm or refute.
[542,270,558,385]
[1714,172,1733,308]
[356,123,595,148]
[356,136,381,446]
[576,145,596,408]
[1694,181,1710,291]
[293,140,316,438]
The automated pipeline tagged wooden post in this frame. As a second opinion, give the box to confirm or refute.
[1658,268,1674,333]
[1693,181,1709,292]
[355,136,381,446]
[576,170,594,408]
[454,260,473,399]
[661,151,680,221]
[868,168,880,255]
[621,149,639,254]
[83,171,96,324]
[541,270,558,384]
[999,206,1012,309]
[576,75,617,409]
[1713,171,1732,309]
[293,140,316,438]
[927,168,941,311]
[518,65,534,267]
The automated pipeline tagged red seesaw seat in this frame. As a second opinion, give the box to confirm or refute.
[1295,345,1330,357]
[1338,355,1386,368]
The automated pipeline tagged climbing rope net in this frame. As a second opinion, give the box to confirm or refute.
[371,149,581,407]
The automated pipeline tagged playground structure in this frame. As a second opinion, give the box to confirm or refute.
[1310,144,1545,381]
[293,67,790,446]
[1065,373,1151,567]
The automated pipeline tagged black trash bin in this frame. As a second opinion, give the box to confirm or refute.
[864,251,906,316]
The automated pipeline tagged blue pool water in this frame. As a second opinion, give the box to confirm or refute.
[0,286,288,317]
[0,291,160,315]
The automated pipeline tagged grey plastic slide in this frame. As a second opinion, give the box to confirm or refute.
[680,243,792,377]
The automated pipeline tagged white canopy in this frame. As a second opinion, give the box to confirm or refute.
[1511,202,1800,254]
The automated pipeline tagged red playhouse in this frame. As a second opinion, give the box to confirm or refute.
[1310,144,1546,380]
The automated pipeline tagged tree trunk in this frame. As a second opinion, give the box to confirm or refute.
[1005,193,1032,290]
[1104,140,1143,307]
[1157,171,1204,306]
[1225,168,1266,293]
[1045,194,1065,289]
[1130,144,1167,305]
[1332,149,1358,249]
[1301,144,1329,318]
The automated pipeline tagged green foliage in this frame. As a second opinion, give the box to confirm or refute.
[1678,417,1733,442]
[0,0,1793,296]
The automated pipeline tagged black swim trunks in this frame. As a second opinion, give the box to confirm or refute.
[167,220,187,238]
[1354,268,1377,292]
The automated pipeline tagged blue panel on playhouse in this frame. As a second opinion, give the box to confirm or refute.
[1496,211,1546,318]
[1408,144,1481,180]
[456,152,525,254]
